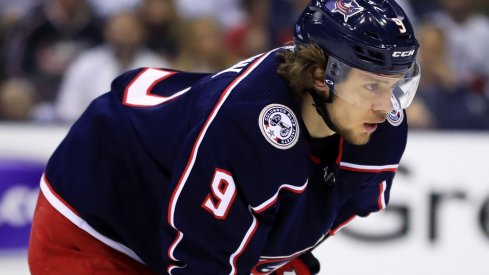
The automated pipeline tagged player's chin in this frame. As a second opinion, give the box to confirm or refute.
[345,132,372,145]
[337,125,373,145]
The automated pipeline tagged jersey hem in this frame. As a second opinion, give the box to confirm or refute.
[39,174,145,265]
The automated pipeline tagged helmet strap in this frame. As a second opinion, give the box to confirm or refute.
[307,88,338,133]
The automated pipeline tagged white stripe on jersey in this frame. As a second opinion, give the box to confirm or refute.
[168,231,183,262]
[229,208,259,275]
[339,162,399,172]
[39,174,145,264]
[251,180,308,213]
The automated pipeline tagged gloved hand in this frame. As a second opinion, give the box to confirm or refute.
[273,251,320,275]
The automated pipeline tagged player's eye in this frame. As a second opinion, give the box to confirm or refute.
[365,83,379,92]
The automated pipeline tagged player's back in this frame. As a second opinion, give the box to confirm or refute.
[42,50,294,271]
[43,67,228,269]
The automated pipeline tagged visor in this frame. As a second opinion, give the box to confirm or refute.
[324,56,421,111]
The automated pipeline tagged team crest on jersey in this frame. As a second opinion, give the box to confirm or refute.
[331,0,364,22]
[259,104,299,150]
[387,109,404,126]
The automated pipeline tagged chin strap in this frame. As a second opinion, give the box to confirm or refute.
[307,89,338,133]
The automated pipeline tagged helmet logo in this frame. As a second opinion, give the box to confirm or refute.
[332,0,364,22]
[392,50,415,58]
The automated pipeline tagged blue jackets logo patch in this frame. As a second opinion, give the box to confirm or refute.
[259,104,299,150]
[332,0,365,22]
[387,109,404,126]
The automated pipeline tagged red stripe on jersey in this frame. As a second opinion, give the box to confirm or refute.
[339,166,398,173]
[310,155,321,164]
[335,136,344,164]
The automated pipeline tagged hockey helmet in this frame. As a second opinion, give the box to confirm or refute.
[295,0,421,110]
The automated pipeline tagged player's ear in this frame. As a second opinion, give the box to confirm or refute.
[312,67,329,95]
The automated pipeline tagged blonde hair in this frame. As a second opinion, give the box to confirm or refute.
[277,43,328,98]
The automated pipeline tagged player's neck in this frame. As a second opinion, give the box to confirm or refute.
[301,93,336,138]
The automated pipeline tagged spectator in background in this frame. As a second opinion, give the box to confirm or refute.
[396,0,418,28]
[55,11,170,122]
[0,78,37,121]
[0,0,40,21]
[173,0,244,30]
[0,0,39,10]
[174,17,237,72]
[225,0,270,59]
[137,0,180,61]
[0,0,41,82]
[407,23,489,129]
[87,0,140,17]
[269,0,309,47]
[426,0,489,98]
[2,0,103,120]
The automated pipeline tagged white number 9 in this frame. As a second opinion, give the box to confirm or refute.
[201,169,237,220]
[391,18,407,34]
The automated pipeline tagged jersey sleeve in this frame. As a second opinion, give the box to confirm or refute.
[350,174,394,216]
[326,171,394,235]
[329,116,407,236]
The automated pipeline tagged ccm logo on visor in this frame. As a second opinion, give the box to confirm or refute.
[392,50,415,58]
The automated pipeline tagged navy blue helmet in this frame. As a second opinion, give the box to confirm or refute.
[294,0,419,75]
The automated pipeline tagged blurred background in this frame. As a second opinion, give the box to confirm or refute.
[0,0,488,274]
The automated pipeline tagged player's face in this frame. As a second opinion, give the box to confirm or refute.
[326,68,401,145]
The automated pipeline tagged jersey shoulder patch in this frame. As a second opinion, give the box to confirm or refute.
[387,109,404,126]
[258,104,300,150]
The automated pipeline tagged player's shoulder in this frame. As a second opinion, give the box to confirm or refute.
[218,100,309,211]
[216,62,302,156]
[204,51,309,206]
[218,48,293,114]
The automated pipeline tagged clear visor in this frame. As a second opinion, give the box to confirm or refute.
[325,56,421,111]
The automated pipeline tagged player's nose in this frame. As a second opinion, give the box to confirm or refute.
[372,90,393,114]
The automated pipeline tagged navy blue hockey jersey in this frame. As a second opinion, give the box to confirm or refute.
[41,48,407,274]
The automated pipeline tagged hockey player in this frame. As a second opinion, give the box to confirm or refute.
[28,0,420,274]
